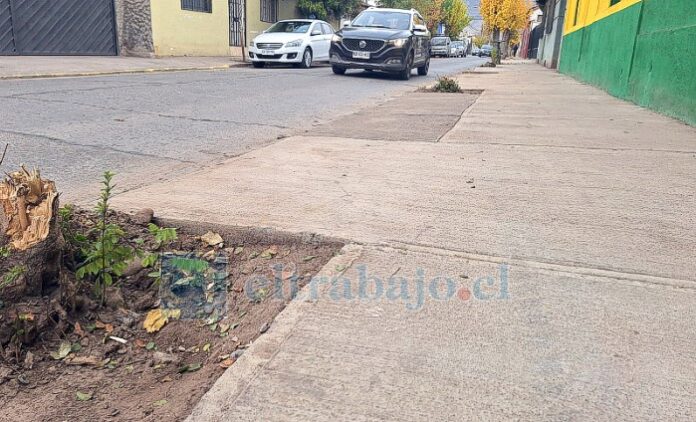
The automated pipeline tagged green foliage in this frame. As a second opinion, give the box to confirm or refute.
[379,0,412,8]
[1,265,25,291]
[76,171,134,305]
[443,0,471,38]
[148,223,178,249]
[59,204,87,252]
[432,76,463,93]
[298,0,361,21]
[169,257,209,274]
[141,224,179,286]
[491,47,499,64]
[0,245,10,259]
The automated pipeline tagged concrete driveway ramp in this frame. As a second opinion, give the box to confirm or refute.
[311,92,479,142]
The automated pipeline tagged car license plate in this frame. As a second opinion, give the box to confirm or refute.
[352,51,370,59]
[261,49,274,55]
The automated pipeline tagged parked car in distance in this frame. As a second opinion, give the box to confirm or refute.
[479,44,493,57]
[471,46,481,56]
[249,19,334,68]
[430,36,451,57]
[329,7,431,80]
[451,41,466,57]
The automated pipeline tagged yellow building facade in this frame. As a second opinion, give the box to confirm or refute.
[149,0,303,57]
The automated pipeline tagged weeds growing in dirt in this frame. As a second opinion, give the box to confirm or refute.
[432,76,463,93]
[75,171,134,306]
[0,245,10,259]
[141,223,179,284]
[1,265,25,291]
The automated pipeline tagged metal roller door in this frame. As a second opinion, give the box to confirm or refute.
[0,0,117,56]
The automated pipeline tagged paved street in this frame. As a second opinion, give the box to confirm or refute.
[0,57,484,202]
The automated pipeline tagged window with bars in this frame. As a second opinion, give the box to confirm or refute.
[260,0,278,23]
[182,0,212,13]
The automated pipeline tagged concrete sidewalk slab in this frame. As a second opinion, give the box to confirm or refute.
[309,92,479,142]
[111,62,696,420]
[443,66,696,152]
[0,56,244,79]
[112,134,695,281]
[188,246,696,421]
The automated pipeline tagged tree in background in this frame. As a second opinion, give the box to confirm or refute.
[410,0,446,33]
[442,0,472,39]
[479,0,530,62]
[473,34,487,48]
[298,0,361,21]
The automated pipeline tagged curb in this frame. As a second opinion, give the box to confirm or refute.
[0,63,249,80]
[185,243,364,422]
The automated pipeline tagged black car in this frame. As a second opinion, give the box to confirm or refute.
[329,7,430,80]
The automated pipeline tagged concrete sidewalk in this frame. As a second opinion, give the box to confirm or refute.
[0,56,245,79]
[113,63,696,420]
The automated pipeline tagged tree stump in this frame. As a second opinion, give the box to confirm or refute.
[0,166,63,302]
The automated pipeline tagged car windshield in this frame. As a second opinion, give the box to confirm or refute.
[482,45,492,50]
[266,21,312,33]
[351,11,411,30]
[431,38,448,46]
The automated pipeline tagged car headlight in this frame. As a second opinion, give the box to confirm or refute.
[388,38,408,48]
[249,40,255,47]
[285,39,303,48]
[332,34,342,43]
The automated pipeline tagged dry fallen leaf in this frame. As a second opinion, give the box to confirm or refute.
[164,308,181,320]
[68,356,100,366]
[76,391,93,401]
[135,339,147,348]
[144,309,168,333]
[178,362,202,373]
[73,322,85,337]
[201,231,223,247]
[219,358,235,368]
[50,341,72,360]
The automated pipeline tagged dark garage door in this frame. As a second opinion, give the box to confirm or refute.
[0,0,117,56]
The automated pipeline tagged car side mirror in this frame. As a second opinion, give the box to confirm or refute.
[413,24,427,34]
[311,30,322,36]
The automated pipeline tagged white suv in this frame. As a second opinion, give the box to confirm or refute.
[249,20,334,68]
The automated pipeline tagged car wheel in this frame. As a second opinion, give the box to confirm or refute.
[332,65,346,75]
[417,56,429,76]
[398,52,413,80]
[299,48,312,69]
[252,61,265,68]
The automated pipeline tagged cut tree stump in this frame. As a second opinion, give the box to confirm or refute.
[0,166,63,302]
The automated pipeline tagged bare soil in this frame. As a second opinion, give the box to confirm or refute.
[0,209,342,421]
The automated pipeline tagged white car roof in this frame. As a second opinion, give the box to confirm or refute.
[276,19,325,23]
[366,8,413,14]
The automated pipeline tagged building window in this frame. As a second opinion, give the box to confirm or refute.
[261,0,278,23]
[182,0,212,13]
[610,0,622,5]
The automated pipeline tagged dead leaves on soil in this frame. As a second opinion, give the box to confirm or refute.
[76,391,93,401]
[143,308,181,333]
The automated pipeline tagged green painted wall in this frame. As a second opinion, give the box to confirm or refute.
[560,0,696,126]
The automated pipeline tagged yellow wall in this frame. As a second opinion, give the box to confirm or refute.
[246,0,302,45]
[564,0,642,34]
[151,0,230,56]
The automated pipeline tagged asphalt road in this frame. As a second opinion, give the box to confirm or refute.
[0,56,486,202]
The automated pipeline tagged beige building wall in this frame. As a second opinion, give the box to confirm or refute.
[151,0,231,56]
